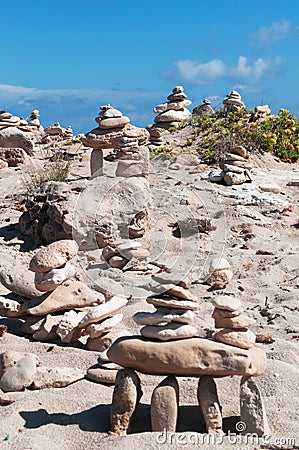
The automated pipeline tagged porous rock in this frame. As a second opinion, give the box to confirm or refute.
[29,240,78,273]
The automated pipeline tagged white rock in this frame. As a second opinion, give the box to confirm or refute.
[78,295,128,329]
[34,262,76,292]
[87,314,124,338]
[209,258,231,271]
[116,241,142,252]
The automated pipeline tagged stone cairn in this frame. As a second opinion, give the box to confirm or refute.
[205,257,234,290]
[28,110,42,129]
[81,104,149,177]
[192,98,215,117]
[148,86,192,146]
[106,263,268,437]
[222,90,246,114]
[0,109,43,132]
[64,125,74,140]
[133,275,198,342]
[209,145,253,186]
[102,240,150,271]
[0,239,132,384]
[212,295,256,350]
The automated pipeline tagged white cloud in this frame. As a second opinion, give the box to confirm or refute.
[173,59,226,84]
[250,19,292,48]
[172,56,284,87]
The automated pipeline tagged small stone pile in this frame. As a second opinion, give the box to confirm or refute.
[148,86,192,145]
[102,241,150,270]
[81,104,149,177]
[206,257,233,290]
[0,110,22,128]
[42,122,66,144]
[209,145,253,186]
[64,125,74,140]
[192,99,215,117]
[222,90,246,114]
[28,110,42,129]
[133,277,198,341]
[250,105,271,122]
[212,295,256,350]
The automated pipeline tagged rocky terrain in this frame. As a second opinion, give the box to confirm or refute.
[0,93,298,449]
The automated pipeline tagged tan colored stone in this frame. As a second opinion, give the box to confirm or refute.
[133,309,195,326]
[110,368,143,435]
[0,266,44,299]
[214,314,256,329]
[86,329,132,352]
[56,310,86,343]
[29,240,78,273]
[214,328,256,349]
[212,308,243,319]
[108,255,128,269]
[32,314,62,341]
[99,116,130,129]
[197,376,224,438]
[146,297,198,311]
[206,269,233,289]
[34,262,76,292]
[224,172,247,186]
[0,355,37,392]
[86,367,117,384]
[78,295,128,329]
[231,145,247,158]
[26,280,105,316]
[87,314,124,338]
[151,376,179,432]
[21,316,44,335]
[164,285,198,302]
[107,336,267,377]
[0,351,37,378]
[90,149,103,177]
[223,164,245,174]
[211,296,242,311]
[240,376,270,436]
[30,366,86,390]
[140,323,197,341]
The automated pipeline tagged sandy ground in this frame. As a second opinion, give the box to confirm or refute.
[0,146,298,449]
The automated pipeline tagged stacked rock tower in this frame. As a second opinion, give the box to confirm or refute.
[212,295,256,349]
[133,278,198,341]
[222,90,246,114]
[149,86,192,146]
[209,146,253,186]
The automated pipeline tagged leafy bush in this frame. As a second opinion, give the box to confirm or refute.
[185,108,299,163]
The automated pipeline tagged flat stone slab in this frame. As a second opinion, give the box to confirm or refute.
[107,336,266,377]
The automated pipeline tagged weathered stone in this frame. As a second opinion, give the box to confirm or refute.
[0,351,36,378]
[211,296,242,312]
[151,272,193,289]
[0,127,34,153]
[78,295,128,329]
[206,269,234,289]
[209,258,230,271]
[0,355,37,392]
[90,149,103,177]
[146,297,198,311]
[154,108,191,123]
[29,240,78,273]
[99,117,130,129]
[32,314,62,341]
[34,262,76,292]
[212,307,243,319]
[107,337,267,377]
[214,328,256,349]
[197,376,224,437]
[214,314,256,329]
[102,245,117,261]
[86,367,118,384]
[140,323,197,341]
[87,314,124,338]
[240,376,270,436]
[151,376,179,432]
[0,297,22,317]
[56,310,86,343]
[30,366,85,389]
[108,255,128,269]
[110,368,143,435]
[86,329,132,352]
[133,309,195,326]
[81,127,124,149]
[223,164,245,174]
[0,266,45,299]
[26,280,105,316]
[224,172,247,186]
[21,316,44,335]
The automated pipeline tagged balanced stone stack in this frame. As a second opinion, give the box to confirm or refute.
[212,295,257,350]
[222,90,246,114]
[133,281,198,341]
[192,99,215,117]
[0,110,21,128]
[149,86,192,145]
[28,110,42,129]
[102,241,150,270]
[64,125,74,140]
[209,145,253,186]
[42,122,66,144]
[81,104,149,177]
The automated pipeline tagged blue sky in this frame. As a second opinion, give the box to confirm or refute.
[1,0,299,133]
